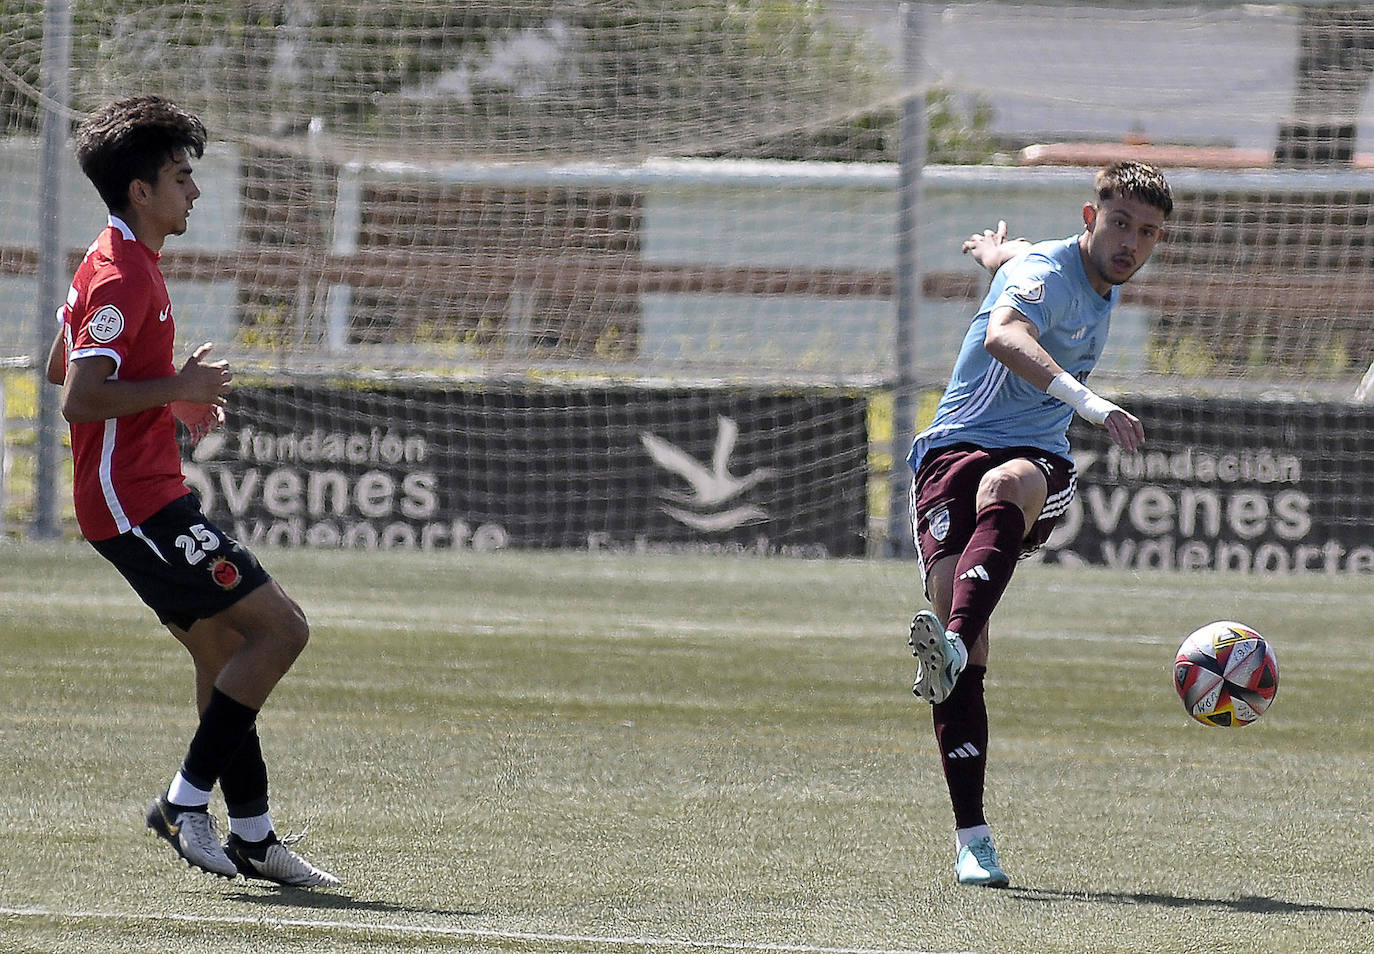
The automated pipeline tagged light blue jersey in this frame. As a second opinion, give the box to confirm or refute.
[908,234,1117,468]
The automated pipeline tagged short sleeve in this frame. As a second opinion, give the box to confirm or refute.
[989,253,1068,335]
[69,266,152,372]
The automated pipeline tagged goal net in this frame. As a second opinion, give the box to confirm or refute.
[2,1,1372,568]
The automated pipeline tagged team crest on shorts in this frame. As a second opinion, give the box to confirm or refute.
[209,556,241,590]
[927,504,951,542]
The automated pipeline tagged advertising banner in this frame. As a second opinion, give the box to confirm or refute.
[1042,398,1374,575]
[183,384,869,557]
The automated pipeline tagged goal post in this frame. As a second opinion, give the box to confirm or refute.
[2,1,1373,570]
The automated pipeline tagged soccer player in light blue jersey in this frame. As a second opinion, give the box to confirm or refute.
[905,161,1172,887]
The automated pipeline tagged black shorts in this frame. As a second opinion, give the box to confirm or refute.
[89,494,271,632]
[909,443,1076,580]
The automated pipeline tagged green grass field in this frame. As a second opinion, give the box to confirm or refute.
[1,543,1370,953]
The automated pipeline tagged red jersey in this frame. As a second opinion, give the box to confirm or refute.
[61,217,189,541]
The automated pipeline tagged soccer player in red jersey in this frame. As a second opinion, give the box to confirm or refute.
[46,96,337,887]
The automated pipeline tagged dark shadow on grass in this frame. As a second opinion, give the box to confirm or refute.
[224,886,482,919]
[1007,886,1374,917]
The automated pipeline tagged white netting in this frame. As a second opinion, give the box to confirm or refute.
[2,1,1374,388]
[3,2,1374,553]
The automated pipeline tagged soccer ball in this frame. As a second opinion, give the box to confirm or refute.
[1173,621,1279,727]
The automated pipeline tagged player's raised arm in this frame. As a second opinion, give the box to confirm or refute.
[962,220,1033,276]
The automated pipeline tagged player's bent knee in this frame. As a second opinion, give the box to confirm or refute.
[977,468,1044,513]
[230,585,310,660]
[277,605,310,659]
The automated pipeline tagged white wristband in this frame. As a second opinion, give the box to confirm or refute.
[1046,371,1117,426]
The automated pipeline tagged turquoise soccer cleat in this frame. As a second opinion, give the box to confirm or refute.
[909,610,966,704]
[955,835,1010,888]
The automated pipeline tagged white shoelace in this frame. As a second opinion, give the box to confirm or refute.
[180,810,225,856]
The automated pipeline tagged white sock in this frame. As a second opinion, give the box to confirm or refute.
[947,632,970,669]
[166,772,212,809]
[956,824,993,851]
[228,812,275,843]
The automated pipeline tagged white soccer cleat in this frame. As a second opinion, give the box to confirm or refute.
[909,610,965,704]
[955,834,1010,888]
[145,796,239,879]
[225,831,341,888]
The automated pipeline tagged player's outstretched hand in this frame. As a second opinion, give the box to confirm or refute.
[962,219,1009,255]
[1103,407,1145,453]
[179,342,233,408]
[962,220,1032,275]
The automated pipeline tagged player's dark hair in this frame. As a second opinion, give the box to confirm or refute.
[74,96,207,214]
[1095,160,1173,218]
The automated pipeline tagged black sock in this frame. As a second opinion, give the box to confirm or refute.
[220,727,271,820]
[179,687,259,792]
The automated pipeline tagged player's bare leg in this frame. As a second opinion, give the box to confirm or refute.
[206,581,309,709]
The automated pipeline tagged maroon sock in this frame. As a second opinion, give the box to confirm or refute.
[946,501,1026,651]
[932,664,988,830]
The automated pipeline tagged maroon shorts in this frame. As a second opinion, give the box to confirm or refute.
[908,443,1076,580]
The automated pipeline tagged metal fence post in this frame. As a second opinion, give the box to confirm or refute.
[887,2,926,558]
[32,0,72,540]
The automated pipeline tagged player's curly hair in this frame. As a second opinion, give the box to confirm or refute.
[75,96,207,213]
[1095,160,1173,218]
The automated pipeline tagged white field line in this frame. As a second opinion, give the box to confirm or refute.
[0,906,979,954]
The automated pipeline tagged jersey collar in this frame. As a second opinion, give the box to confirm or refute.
[107,214,160,261]
[108,214,136,241]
